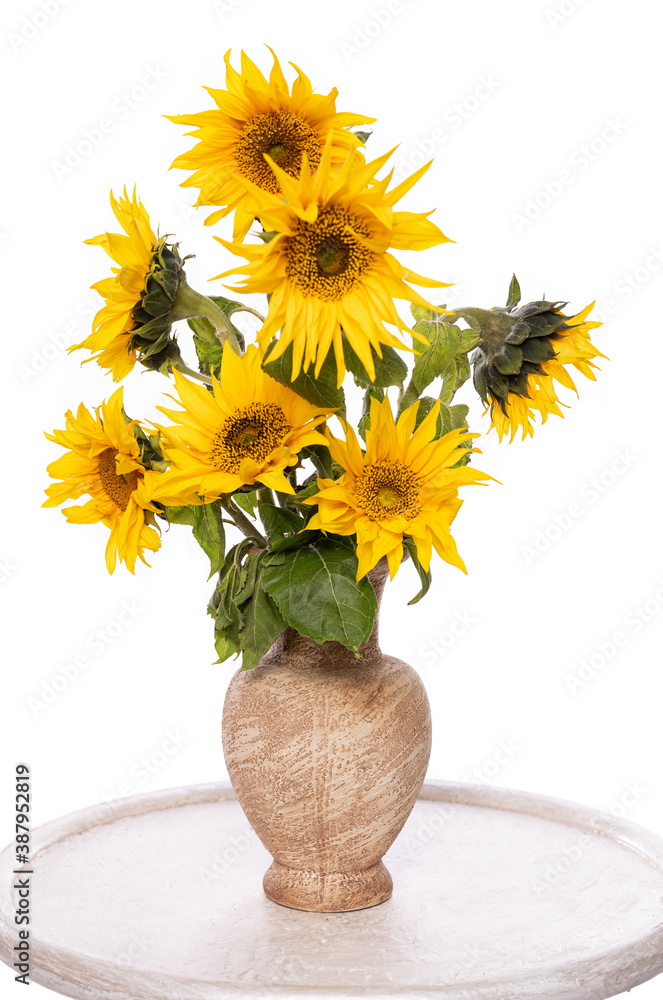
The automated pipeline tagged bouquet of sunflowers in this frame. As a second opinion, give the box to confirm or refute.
[44,50,604,671]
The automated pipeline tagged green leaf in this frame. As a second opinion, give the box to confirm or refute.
[343,338,407,389]
[439,353,471,403]
[506,274,521,310]
[233,490,259,517]
[214,627,241,664]
[239,576,286,671]
[412,319,462,394]
[353,130,372,144]
[211,548,286,670]
[358,386,385,441]
[191,503,226,579]
[262,538,377,651]
[164,505,196,527]
[439,402,469,435]
[301,443,334,480]
[259,503,305,539]
[192,333,224,377]
[403,537,432,605]
[410,303,441,323]
[212,540,253,632]
[263,341,345,413]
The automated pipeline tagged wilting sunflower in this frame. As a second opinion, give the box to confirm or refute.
[305,395,492,581]
[71,189,184,381]
[470,297,604,442]
[44,389,167,573]
[167,48,374,239]
[155,344,334,499]
[217,142,451,387]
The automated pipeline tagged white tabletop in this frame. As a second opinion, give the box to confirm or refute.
[2,780,663,999]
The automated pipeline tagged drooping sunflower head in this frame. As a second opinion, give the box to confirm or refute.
[154,343,335,500]
[305,395,492,581]
[70,188,187,381]
[167,48,375,239]
[217,142,452,387]
[43,388,170,573]
[464,276,605,441]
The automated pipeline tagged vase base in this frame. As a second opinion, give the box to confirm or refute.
[263,859,393,912]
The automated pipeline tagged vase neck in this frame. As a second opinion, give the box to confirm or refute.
[267,562,388,669]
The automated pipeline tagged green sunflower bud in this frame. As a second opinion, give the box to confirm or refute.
[456,275,576,413]
[129,238,191,365]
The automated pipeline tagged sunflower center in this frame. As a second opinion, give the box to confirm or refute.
[354,462,422,522]
[97,448,142,512]
[286,206,375,301]
[208,403,292,472]
[235,112,321,194]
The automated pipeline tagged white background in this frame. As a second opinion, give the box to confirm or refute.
[1,0,662,995]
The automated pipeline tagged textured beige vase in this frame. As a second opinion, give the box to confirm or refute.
[222,565,432,912]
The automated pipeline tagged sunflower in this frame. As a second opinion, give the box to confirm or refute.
[155,344,334,499]
[217,142,451,387]
[44,389,167,573]
[70,189,184,381]
[476,302,604,442]
[167,48,374,239]
[305,395,492,581]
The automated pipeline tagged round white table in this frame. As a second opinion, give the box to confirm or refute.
[2,780,663,999]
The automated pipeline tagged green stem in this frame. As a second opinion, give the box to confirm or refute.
[233,304,266,324]
[397,377,420,418]
[172,362,214,386]
[220,497,266,546]
[171,279,242,354]
[257,487,274,506]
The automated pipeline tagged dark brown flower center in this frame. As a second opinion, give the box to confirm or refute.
[285,206,375,301]
[235,112,321,193]
[354,462,422,521]
[97,448,142,512]
[208,403,292,472]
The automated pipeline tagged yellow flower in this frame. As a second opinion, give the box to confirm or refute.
[488,303,605,442]
[167,49,374,240]
[70,189,157,380]
[44,389,165,574]
[305,396,492,581]
[217,142,451,387]
[155,344,334,499]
